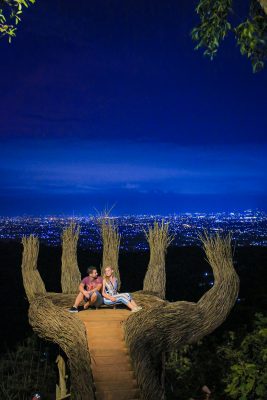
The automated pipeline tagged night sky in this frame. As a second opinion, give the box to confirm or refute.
[0,0,266,215]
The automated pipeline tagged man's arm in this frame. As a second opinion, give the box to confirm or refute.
[95,283,102,292]
[87,283,102,295]
[79,282,88,297]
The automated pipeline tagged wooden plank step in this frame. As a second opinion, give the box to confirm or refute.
[91,353,131,360]
[90,346,128,353]
[93,370,135,381]
[85,324,124,330]
[88,336,125,343]
[91,356,132,366]
[91,363,132,371]
[92,361,133,374]
[94,382,138,390]
[88,337,126,344]
[89,345,126,351]
[91,312,129,316]
[88,339,125,346]
[85,322,124,325]
[87,333,124,339]
[78,310,126,312]
[94,378,137,386]
[83,318,126,322]
[85,328,124,333]
[78,310,129,315]
[88,333,125,339]
[89,341,126,346]
[80,312,129,317]
[81,317,128,320]
[90,349,129,357]
[91,364,132,371]
[83,318,128,322]
[83,316,126,319]
[80,316,128,322]
[95,389,140,400]
[85,325,125,331]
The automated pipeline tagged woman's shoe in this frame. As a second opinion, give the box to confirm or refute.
[131,307,141,312]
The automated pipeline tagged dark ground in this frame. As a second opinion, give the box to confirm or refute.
[0,240,266,353]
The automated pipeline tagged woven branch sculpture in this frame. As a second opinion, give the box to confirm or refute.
[99,215,121,289]
[61,223,81,293]
[124,232,239,400]
[143,221,173,299]
[21,235,94,400]
[21,226,239,400]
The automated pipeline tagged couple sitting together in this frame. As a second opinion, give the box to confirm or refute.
[68,266,142,313]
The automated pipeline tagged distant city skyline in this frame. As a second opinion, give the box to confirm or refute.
[1,210,266,250]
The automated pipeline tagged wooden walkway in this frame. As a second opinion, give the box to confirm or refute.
[78,309,140,400]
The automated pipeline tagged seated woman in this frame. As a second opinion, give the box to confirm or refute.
[102,266,142,312]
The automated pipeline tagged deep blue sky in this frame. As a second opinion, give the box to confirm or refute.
[0,0,266,215]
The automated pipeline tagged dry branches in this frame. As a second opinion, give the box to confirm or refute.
[124,233,239,400]
[61,223,81,293]
[29,297,94,400]
[99,215,121,289]
[143,221,173,299]
[21,235,46,302]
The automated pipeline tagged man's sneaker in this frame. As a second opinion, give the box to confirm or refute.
[68,306,78,313]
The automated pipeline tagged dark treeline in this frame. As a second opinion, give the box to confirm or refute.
[1,240,266,353]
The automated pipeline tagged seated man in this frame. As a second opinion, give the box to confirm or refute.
[68,266,103,313]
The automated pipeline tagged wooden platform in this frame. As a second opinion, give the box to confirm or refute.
[77,309,140,400]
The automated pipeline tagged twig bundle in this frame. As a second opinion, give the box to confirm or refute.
[143,220,173,299]
[29,297,94,400]
[124,233,239,400]
[198,231,233,282]
[21,235,46,301]
[61,223,81,293]
[100,215,121,289]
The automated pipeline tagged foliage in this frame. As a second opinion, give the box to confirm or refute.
[166,338,227,399]
[219,313,267,400]
[191,0,232,60]
[192,0,267,72]
[165,313,267,400]
[0,0,35,42]
[1,0,266,73]
[235,1,267,72]
[0,335,56,399]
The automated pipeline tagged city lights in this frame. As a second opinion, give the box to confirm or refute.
[0,210,266,251]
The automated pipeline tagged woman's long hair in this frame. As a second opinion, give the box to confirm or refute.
[103,267,113,283]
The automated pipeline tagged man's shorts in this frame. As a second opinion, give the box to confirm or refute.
[84,291,103,308]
